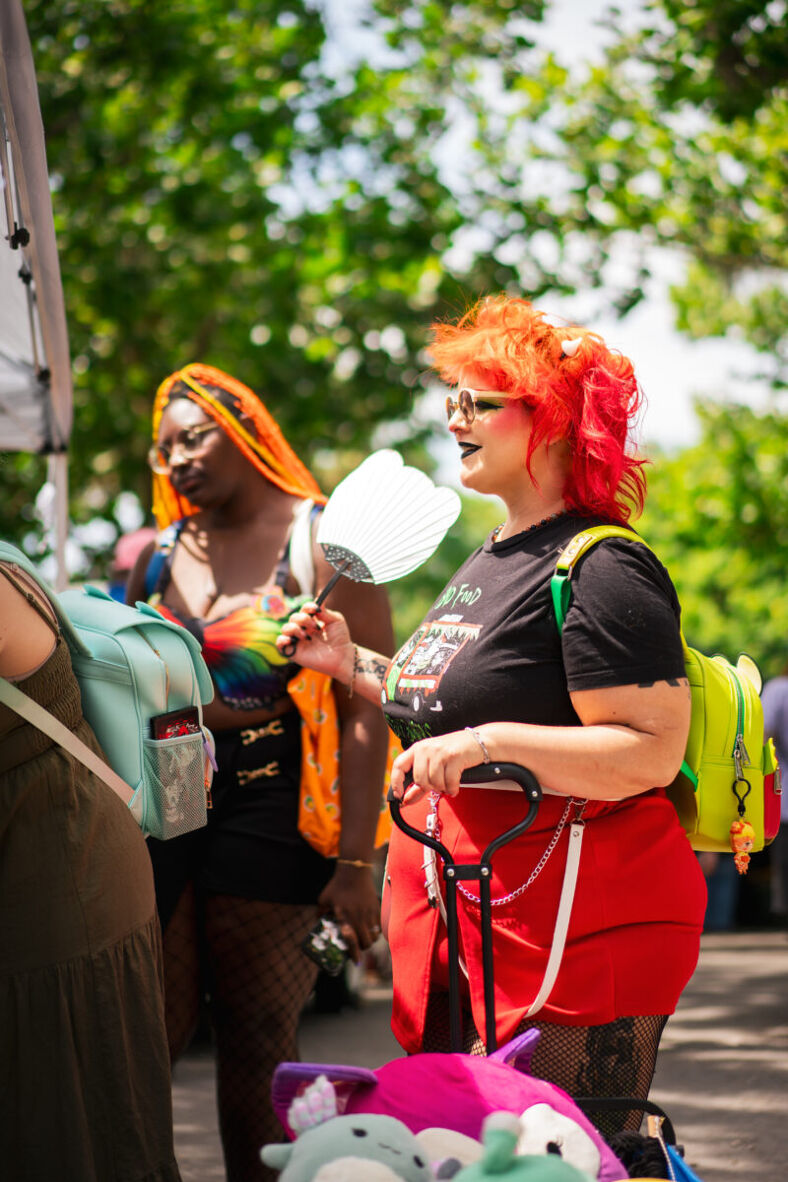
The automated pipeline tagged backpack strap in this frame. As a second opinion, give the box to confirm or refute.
[550,525,645,632]
[274,500,322,595]
[143,520,186,601]
[0,561,60,638]
[0,544,88,660]
[0,550,136,808]
[550,525,696,787]
[0,674,136,809]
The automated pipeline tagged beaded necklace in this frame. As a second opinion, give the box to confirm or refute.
[491,510,566,544]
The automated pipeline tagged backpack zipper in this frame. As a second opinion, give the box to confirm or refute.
[728,665,750,781]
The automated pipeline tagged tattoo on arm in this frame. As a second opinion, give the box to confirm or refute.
[356,654,388,683]
[636,677,688,690]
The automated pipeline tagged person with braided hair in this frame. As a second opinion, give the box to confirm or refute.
[126,364,393,1182]
[278,296,707,1137]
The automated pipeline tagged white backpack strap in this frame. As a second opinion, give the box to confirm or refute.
[288,499,319,596]
[425,816,584,1017]
[524,820,584,1017]
[0,675,136,808]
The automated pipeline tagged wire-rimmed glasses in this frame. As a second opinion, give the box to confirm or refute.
[147,421,220,475]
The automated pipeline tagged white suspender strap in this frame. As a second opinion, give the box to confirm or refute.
[524,820,584,1017]
[426,815,585,1015]
[0,675,135,807]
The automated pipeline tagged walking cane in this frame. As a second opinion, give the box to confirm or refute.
[388,761,542,1054]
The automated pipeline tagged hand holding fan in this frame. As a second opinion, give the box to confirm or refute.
[281,449,460,655]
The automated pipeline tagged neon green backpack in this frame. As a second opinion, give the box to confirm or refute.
[551,526,782,867]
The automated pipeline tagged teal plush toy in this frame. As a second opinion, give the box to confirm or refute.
[454,1112,595,1182]
[261,1082,434,1182]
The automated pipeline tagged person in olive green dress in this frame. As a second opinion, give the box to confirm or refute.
[0,549,181,1182]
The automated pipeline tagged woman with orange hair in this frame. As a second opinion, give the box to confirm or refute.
[279,296,706,1132]
[127,365,393,1182]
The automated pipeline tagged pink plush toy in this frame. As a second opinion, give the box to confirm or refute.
[272,1032,626,1182]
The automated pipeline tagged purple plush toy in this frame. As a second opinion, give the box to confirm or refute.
[272,1032,627,1182]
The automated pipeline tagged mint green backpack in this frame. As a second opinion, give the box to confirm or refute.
[0,542,214,840]
[551,526,781,863]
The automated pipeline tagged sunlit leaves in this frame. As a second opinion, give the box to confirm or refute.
[11,0,532,557]
[524,2,788,366]
[640,401,788,676]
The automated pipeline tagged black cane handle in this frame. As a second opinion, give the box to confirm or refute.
[388,761,542,862]
[387,760,543,1055]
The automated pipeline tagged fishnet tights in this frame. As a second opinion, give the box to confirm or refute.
[161,886,319,1182]
[421,994,667,1138]
[160,881,202,1061]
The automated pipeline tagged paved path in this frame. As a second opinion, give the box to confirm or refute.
[649,931,788,1180]
[171,930,788,1180]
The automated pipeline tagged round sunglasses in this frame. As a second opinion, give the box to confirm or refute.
[445,387,510,425]
[148,421,220,475]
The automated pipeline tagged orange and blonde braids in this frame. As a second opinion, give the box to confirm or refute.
[151,363,326,529]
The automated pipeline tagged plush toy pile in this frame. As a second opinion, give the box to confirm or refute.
[261,1075,605,1181]
[261,1031,697,1180]
[268,1032,627,1181]
[261,1106,433,1181]
[258,1063,647,1182]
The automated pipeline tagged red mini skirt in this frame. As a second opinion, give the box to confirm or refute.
[386,787,707,1054]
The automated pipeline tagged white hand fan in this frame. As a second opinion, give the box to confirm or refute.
[281,450,460,655]
[313,449,461,604]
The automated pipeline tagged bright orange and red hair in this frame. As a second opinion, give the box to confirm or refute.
[151,363,325,529]
[429,296,647,522]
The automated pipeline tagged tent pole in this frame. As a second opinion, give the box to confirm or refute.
[47,452,69,589]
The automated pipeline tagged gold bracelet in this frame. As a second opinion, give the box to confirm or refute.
[465,726,491,764]
[347,644,358,698]
[336,857,373,869]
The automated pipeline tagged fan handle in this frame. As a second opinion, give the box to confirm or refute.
[279,560,351,659]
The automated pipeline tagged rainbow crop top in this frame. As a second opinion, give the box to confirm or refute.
[157,591,307,711]
[145,519,308,711]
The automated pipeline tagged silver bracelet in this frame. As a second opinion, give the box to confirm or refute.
[465,726,491,764]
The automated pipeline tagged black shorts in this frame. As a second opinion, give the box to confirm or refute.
[147,710,334,926]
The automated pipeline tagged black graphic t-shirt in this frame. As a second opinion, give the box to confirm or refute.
[382,513,685,749]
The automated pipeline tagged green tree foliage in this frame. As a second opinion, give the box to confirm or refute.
[5,0,550,555]
[531,0,787,373]
[566,0,788,678]
[640,401,788,678]
[424,1,786,369]
[646,0,787,121]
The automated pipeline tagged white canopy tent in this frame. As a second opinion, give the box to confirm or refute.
[0,0,72,586]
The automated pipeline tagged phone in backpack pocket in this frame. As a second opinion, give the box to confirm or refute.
[150,706,201,740]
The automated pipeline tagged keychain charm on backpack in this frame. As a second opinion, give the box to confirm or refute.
[729,818,756,874]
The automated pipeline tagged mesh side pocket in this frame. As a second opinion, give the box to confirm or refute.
[142,733,209,840]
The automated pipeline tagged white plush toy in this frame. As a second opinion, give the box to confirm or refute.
[518,1104,602,1179]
